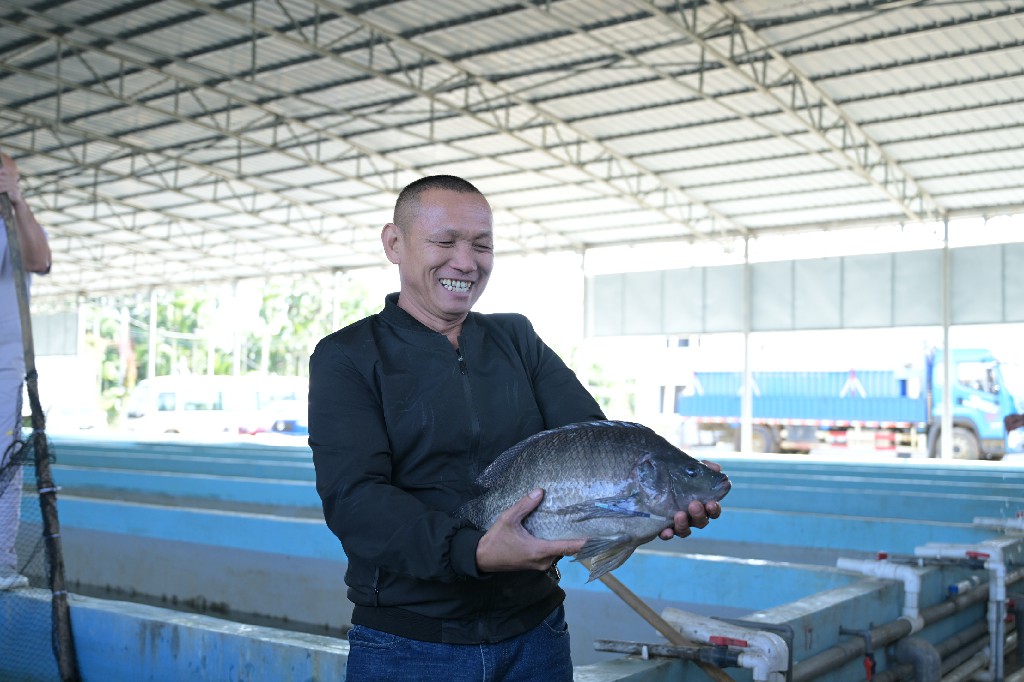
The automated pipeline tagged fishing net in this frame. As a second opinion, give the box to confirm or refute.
[1,390,79,681]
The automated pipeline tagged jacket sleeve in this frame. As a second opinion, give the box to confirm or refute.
[308,335,485,583]
[513,316,606,428]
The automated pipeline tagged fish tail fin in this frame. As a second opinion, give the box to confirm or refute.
[575,537,636,582]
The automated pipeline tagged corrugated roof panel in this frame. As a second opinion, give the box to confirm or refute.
[497,182,603,207]
[755,198,907,228]
[635,134,808,175]
[863,102,1024,147]
[1,0,1021,297]
[924,167,1024,195]
[928,188,1024,215]
[565,97,711,138]
[718,181,888,213]
[914,139,1023,177]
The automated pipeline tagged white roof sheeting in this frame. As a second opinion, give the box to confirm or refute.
[0,0,1021,298]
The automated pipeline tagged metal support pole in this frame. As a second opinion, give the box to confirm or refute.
[147,288,157,380]
[740,237,753,453]
[941,218,953,459]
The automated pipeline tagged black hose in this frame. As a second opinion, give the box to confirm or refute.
[895,637,941,682]
[1011,592,1023,666]
[871,622,989,682]
[793,568,1024,682]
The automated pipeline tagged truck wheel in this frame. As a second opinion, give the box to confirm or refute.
[930,426,981,460]
[734,425,777,453]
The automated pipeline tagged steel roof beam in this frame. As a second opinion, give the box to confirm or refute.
[637,0,945,223]
[0,10,573,255]
[180,0,738,240]
[0,110,388,272]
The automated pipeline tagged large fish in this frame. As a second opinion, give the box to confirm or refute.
[455,420,731,582]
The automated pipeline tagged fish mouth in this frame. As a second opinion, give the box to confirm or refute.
[440,278,472,293]
[668,475,731,513]
[711,475,732,501]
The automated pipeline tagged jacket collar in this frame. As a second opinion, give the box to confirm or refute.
[381,292,478,339]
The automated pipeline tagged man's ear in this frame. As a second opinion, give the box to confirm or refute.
[381,223,401,265]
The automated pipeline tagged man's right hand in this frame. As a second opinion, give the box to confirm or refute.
[474,488,587,573]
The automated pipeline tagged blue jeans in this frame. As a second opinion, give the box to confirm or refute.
[345,605,573,681]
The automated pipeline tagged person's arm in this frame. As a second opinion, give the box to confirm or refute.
[308,336,484,582]
[0,153,50,274]
[511,316,606,429]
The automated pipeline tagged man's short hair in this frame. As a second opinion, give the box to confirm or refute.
[393,175,485,228]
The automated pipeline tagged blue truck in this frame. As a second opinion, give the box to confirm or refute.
[674,348,1024,460]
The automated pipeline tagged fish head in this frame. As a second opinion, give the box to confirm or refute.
[633,449,731,517]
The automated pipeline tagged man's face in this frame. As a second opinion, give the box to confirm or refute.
[383,188,494,331]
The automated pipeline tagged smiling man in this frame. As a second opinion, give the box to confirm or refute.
[381,178,493,348]
[307,175,722,681]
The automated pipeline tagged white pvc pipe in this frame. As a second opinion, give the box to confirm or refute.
[986,557,1006,682]
[660,607,789,682]
[973,516,1024,533]
[914,542,1007,682]
[948,576,981,597]
[835,558,924,632]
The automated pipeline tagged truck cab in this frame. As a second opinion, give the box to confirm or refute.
[929,349,1024,459]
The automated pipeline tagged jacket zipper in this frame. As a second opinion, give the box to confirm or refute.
[456,344,483,481]
[372,565,381,606]
[456,343,492,624]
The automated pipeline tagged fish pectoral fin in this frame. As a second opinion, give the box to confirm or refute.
[560,495,647,521]
[574,537,636,582]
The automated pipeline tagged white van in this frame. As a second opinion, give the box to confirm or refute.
[121,374,306,437]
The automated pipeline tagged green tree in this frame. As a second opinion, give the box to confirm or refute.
[247,273,376,377]
[81,273,377,423]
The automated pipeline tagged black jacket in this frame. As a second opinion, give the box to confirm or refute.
[308,293,604,644]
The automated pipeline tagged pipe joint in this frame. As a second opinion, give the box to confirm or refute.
[661,607,789,682]
[898,614,925,635]
[836,557,923,623]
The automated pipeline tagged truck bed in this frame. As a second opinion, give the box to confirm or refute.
[676,370,928,425]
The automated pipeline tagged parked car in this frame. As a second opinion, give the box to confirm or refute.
[122,375,306,437]
[247,399,308,438]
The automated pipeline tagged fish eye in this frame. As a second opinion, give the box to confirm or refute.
[684,464,699,477]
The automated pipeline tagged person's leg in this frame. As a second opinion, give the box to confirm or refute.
[345,606,573,682]
[346,626,486,681]
[496,605,574,682]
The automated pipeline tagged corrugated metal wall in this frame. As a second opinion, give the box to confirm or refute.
[586,243,1024,336]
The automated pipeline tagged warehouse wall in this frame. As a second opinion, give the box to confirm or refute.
[587,243,1024,336]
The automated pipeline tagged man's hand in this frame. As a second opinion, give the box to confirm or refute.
[0,151,50,273]
[0,153,24,203]
[475,488,587,573]
[659,460,724,541]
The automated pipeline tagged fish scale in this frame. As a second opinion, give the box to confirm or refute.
[455,420,731,581]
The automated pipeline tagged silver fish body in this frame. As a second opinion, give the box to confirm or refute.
[455,420,731,581]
